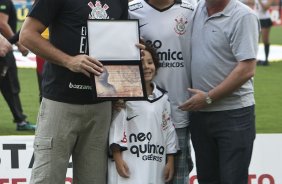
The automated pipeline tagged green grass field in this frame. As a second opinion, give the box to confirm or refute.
[1,61,282,135]
[0,68,39,135]
[255,61,282,133]
[270,26,282,45]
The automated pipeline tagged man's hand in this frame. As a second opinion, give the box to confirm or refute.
[17,43,29,56]
[179,88,207,111]
[136,43,146,60]
[0,34,12,57]
[67,55,104,77]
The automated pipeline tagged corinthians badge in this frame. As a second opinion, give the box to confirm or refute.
[88,0,109,19]
[174,15,188,35]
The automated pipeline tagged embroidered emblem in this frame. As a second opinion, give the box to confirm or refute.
[162,109,170,130]
[174,15,188,35]
[88,0,109,19]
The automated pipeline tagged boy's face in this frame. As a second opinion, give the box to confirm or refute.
[142,50,156,82]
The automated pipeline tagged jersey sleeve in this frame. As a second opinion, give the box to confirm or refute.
[109,109,128,150]
[28,0,63,27]
[163,96,179,154]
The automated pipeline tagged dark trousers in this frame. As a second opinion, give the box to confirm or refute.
[0,51,26,123]
[190,105,255,184]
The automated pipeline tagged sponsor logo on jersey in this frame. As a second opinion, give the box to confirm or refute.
[69,82,92,90]
[126,115,139,121]
[158,49,183,61]
[160,61,184,67]
[146,40,184,67]
[129,132,165,162]
[174,15,188,35]
[139,23,148,28]
[129,2,143,11]
[88,0,109,19]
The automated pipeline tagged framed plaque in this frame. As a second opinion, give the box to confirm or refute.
[87,20,146,100]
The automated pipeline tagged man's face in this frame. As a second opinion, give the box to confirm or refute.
[206,0,220,5]
[206,0,226,6]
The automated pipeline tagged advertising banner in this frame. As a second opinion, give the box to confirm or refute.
[0,135,281,183]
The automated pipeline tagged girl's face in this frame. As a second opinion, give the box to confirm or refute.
[142,50,156,82]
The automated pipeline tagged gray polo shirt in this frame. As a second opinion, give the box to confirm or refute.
[190,0,260,111]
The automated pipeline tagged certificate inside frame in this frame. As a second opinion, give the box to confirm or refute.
[90,63,147,100]
[87,20,140,61]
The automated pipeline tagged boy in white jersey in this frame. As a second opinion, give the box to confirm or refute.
[108,42,178,184]
[129,0,195,183]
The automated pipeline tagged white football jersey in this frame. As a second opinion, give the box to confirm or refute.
[129,0,195,128]
[108,83,178,184]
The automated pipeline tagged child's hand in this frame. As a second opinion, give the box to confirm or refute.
[112,148,130,178]
[164,163,174,182]
[164,155,174,182]
[115,159,130,178]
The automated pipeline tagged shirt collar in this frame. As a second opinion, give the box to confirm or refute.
[221,0,236,17]
[148,82,163,100]
[200,0,235,18]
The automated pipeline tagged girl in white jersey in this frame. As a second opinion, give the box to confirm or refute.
[108,42,178,184]
[254,0,274,66]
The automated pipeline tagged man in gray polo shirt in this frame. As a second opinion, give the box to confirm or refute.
[179,0,260,183]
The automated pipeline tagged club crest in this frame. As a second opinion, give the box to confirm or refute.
[174,15,188,35]
[88,0,109,19]
[162,109,170,130]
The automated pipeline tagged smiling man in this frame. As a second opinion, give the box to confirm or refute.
[179,0,260,183]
